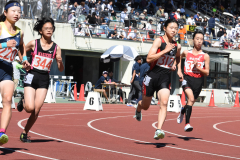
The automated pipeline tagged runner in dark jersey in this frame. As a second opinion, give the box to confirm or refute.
[17,17,64,143]
[134,19,181,140]
[177,30,210,132]
[0,1,26,145]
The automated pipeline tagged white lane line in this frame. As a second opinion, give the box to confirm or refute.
[213,120,240,137]
[88,115,240,159]
[152,119,240,148]
[0,146,58,160]
[17,113,161,160]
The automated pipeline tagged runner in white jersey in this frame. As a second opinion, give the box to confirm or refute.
[177,30,210,131]
[17,17,64,143]
[134,19,181,140]
[0,1,27,145]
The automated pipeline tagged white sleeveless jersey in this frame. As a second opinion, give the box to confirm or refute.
[0,22,21,63]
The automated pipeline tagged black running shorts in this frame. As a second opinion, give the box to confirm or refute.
[24,70,49,90]
[142,71,171,97]
[182,75,204,99]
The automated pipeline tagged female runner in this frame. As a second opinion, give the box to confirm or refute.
[0,1,26,145]
[17,17,64,142]
[134,19,181,140]
[177,30,210,131]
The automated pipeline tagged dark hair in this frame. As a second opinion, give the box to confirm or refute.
[33,17,55,35]
[192,30,204,39]
[0,1,20,22]
[92,12,96,17]
[190,14,194,17]
[164,19,179,28]
[135,55,142,61]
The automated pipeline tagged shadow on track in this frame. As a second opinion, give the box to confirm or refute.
[135,142,176,148]
[30,139,62,143]
[0,148,28,155]
[168,136,202,141]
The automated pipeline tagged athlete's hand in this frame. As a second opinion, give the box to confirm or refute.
[178,71,184,82]
[193,59,198,68]
[7,40,17,48]
[164,43,175,53]
[22,61,31,71]
[171,65,176,71]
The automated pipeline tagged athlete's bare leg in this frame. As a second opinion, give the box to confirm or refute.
[137,95,152,112]
[0,81,14,130]
[23,88,47,134]
[184,89,196,106]
[157,89,170,130]
[23,87,36,113]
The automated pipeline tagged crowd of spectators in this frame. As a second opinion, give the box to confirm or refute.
[2,0,240,50]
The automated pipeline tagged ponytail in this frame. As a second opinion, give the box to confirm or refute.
[0,14,6,22]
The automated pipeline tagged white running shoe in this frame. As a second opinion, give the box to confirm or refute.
[153,129,165,140]
[177,108,184,124]
[184,124,193,132]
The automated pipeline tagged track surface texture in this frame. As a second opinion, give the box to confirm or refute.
[0,103,240,160]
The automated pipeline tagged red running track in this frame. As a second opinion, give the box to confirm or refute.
[0,104,240,160]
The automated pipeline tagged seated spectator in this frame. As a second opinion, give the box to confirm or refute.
[119,27,128,39]
[68,10,76,23]
[194,12,200,21]
[94,71,116,102]
[146,19,154,39]
[232,35,240,49]
[127,28,138,41]
[203,17,208,33]
[179,4,185,13]
[87,12,97,24]
[155,6,164,17]
[121,8,128,23]
[76,1,89,17]
[107,29,118,39]
[217,28,224,38]
[169,9,177,20]
[235,21,240,30]
[203,32,212,47]
[196,16,203,26]
[127,3,131,14]
[187,14,196,25]
[178,13,186,26]
[95,0,102,15]
[139,9,147,20]
[178,25,186,45]
[220,32,228,47]
[97,15,110,34]
[176,9,181,19]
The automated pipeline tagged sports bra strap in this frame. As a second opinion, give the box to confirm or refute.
[159,36,165,43]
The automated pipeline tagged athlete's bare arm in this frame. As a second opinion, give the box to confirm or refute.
[172,44,181,71]
[146,38,175,63]
[18,31,25,61]
[25,40,36,53]
[56,46,64,72]
[194,53,210,76]
[177,50,188,81]
[0,24,17,49]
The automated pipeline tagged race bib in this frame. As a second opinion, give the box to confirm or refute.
[185,61,204,73]
[0,47,18,63]
[24,73,34,84]
[33,55,53,71]
[156,55,175,69]
[143,75,151,86]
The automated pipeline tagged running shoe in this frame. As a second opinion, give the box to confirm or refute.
[177,107,185,124]
[133,104,142,121]
[184,124,193,132]
[127,103,133,107]
[17,95,24,112]
[20,133,31,143]
[154,129,165,140]
[0,132,8,145]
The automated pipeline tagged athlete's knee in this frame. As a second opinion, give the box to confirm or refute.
[160,99,168,106]
[188,97,195,104]
[25,105,35,113]
[2,95,12,105]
